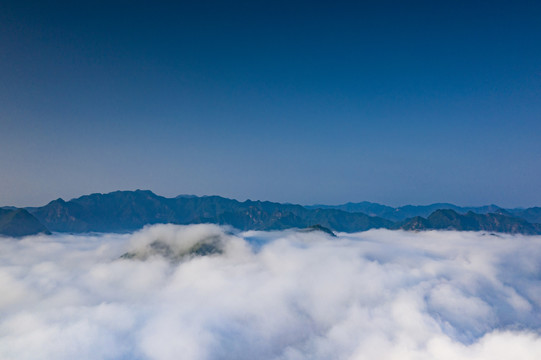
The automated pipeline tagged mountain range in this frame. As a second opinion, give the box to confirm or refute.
[306,202,541,223]
[1,190,540,237]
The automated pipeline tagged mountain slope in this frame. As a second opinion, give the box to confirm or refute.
[29,190,391,233]
[0,208,50,237]
[31,190,177,232]
[306,202,395,217]
[511,207,541,224]
[400,209,541,234]
[306,202,538,222]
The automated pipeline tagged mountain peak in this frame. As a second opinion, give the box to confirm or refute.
[0,208,50,237]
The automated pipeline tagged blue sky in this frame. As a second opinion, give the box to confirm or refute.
[1,0,540,207]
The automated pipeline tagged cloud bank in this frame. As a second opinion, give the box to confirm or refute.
[0,224,540,359]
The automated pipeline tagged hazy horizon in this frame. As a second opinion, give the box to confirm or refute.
[1,188,536,210]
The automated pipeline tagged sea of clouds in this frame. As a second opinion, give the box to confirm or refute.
[0,224,540,360]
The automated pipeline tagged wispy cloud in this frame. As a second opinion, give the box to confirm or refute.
[0,225,540,359]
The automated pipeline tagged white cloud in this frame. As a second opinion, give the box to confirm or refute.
[0,225,540,359]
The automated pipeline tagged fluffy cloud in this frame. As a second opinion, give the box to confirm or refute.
[0,225,540,359]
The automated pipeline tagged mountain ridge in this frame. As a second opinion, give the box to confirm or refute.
[0,208,51,237]
[305,202,532,221]
[28,190,393,233]
[1,190,540,236]
[400,209,541,235]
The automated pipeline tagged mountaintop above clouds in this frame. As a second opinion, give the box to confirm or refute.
[0,208,50,237]
[307,201,541,222]
[1,190,540,237]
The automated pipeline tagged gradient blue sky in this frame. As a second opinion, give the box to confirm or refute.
[1,0,540,207]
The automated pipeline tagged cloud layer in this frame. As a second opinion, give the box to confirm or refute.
[1,224,540,359]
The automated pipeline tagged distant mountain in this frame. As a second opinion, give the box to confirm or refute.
[400,209,541,234]
[307,202,395,217]
[28,190,392,233]
[0,190,538,236]
[0,208,50,237]
[31,191,177,232]
[509,207,541,224]
[306,202,533,222]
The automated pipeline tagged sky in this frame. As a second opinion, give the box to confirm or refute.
[1,225,541,359]
[1,0,540,207]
